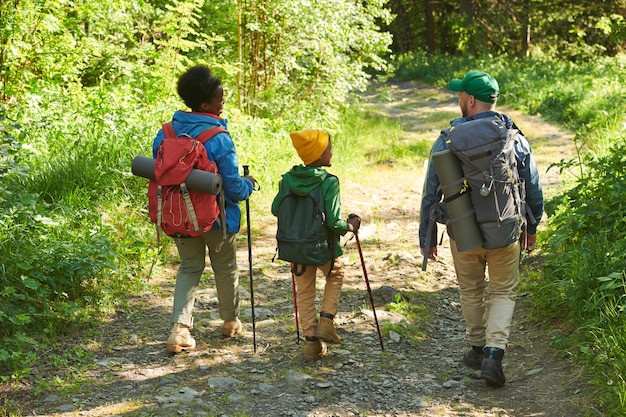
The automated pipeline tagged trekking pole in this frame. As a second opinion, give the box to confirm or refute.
[350,217,384,351]
[243,165,257,353]
[290,267,301,344]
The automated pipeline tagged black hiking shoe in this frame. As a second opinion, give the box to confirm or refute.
[462,345,485,370]
[480,347,506,387]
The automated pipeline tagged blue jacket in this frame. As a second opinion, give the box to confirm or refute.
[418,111,544,248]
[153,110,254,234]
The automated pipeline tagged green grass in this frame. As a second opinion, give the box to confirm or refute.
[2,52,626,415]
[381,292,429,345]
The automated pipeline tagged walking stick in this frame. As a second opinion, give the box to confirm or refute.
[291,267,301,344]
[243,165,257,353]
[352,225,384,351]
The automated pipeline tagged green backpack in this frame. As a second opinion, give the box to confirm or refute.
[275,176,336,275]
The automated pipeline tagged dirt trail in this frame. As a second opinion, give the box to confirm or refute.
[1,81,603,417]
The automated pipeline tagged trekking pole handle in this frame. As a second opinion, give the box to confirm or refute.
[243,165,260,191]
[348,213,361,233]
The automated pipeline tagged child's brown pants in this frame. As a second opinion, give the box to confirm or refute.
[293,258,344,338]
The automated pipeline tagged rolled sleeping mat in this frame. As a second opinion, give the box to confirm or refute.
[131,155,223,195]
[432,149,483,252]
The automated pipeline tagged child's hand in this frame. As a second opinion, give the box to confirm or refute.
[347,213,361,233]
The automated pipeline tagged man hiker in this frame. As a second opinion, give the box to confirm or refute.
[418,70,544,386]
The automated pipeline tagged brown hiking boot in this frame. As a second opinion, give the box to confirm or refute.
[221,318,242,337]
[166,323,196,353]
[303,338,327,361]
[315,315,341,344]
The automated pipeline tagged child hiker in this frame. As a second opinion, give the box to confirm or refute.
[271,129,361,361]
[153,65,256,353]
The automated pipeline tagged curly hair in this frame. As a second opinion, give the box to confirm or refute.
[176,65,222,112]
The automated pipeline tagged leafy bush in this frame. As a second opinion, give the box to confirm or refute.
[532,137,626,413]
[545,140,626,246]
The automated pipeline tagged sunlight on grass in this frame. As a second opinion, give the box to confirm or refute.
[3,51,626,415]
[380,293,429,345]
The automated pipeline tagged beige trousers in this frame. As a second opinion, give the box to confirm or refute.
[172,230,239,327]
[450,239,520,350]
[294,259,344,338]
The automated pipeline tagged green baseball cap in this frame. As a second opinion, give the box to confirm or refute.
[449,71,500,103]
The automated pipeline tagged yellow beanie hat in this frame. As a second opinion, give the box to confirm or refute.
[289,129,329,165]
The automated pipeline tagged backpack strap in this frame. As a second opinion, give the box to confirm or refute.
[155,185,164,254]
[322,174,338,280]
[162,122,228,143]
[291,263,307,277]
[196,126,228,143]
[162,122,176,138]
[180,183,200,231]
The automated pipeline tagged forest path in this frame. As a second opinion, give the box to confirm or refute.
[2,81,603,417]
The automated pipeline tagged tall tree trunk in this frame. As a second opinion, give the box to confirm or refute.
[390,0,411,53]
[460,0,473,25]
[424,0,436,54]
[459,0,473,54]
[521,1,531,57]
[237,0,243,110]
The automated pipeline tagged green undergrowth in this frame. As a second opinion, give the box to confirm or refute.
[523,138,626,413]
[2,53,626,415]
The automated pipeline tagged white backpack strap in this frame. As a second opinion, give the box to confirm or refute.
[156,185,164,230]
[180,183,200,231]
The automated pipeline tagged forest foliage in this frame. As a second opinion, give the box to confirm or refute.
[1,0,626,414]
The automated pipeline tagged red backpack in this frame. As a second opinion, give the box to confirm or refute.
[148,122,226,238]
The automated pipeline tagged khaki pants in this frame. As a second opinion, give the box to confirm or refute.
[450,239,520,350]
[172,230,239,327]
[294,259,344,338]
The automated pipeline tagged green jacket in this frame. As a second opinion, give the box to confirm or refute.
[271,165,351,258]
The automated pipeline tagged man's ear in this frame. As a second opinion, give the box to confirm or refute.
[199,102,211,112]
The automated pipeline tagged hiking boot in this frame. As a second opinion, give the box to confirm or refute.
[315,313,341,344]
[480,347,506,387]
[462,345,485,370]
[303,337,327,361]
[166,323,196,353]
[221,318,242,337]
